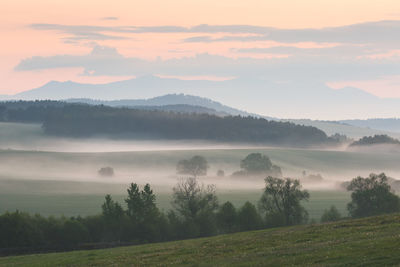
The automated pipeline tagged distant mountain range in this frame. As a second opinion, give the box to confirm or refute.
[284,119,400,139]
[1,75,400,138]
[2,75,400,119]
[65,94,265,118]
[340,119,400,133]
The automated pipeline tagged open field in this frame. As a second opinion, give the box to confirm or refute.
[2,146,400,184]
[1,122,400,182]
[0,180,351,220]
[0,122,398,221]
[1,213,399,266]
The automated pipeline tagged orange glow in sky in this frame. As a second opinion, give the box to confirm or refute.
[1,0,400,95]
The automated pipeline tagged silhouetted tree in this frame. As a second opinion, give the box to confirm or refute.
[177,156,209,178]
[98,167,114,177]
[238,153,282,177]
[241,153,272,173]
[125,183,162,242]
[237,201,262,231]
[347,173,400,218]
[101,194,124,241]
[216,201,237,233]
[171,177,218,237]
[259,176,309,226]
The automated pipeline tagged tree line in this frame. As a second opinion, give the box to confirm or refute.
[1,171,399,255]
[0,101,335,145]
[176,153,283,178]
[350,134,400,146]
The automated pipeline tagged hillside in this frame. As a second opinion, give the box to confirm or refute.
[3,75,400,119]
[66,94,259,117]
[2,98,400,140]
[1,213,399,266]
[341,118,400,133]
[42,105,331,145]
[350,135,400,147]
[70,103,229,117]
[284,119,400,140]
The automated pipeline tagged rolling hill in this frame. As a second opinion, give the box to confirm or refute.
[2,75,400,119]
[1,213,399,266]
[341,118,400,133]
[284,119,400,139]
[65,94,258,117]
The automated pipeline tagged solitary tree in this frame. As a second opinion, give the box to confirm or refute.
[171,177,218,237]
[176,155,209,178]
[98,166,114,177]
[241,153,272,173]
[347,173,400,218]
[239,153,282,177]
[259,176,309,226]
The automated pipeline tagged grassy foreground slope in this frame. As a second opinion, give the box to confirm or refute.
[1,214,400,266]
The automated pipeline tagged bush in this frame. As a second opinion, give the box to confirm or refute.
[98,167,114,177]
[320,206,341,223]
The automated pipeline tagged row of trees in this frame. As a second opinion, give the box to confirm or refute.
[350,134,400,146]
[0,172,399,255]
[176,153,282,178]
[0,176,310,254]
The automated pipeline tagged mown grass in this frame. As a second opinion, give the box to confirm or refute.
[1,213,399,266]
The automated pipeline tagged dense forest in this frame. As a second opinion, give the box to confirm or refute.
[0,100,66,122]
[350,134,400,146]
[42,105,333,145]
[0,100,335,145]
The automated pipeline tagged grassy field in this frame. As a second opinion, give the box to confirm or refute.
[1,213,399,266]
[1,122,399,221]
[0,187,351,220]
[0,145,397,221]
[2,146,400,176]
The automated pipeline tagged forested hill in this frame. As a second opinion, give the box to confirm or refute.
[350,134,400,146]
[41,105,332,145]
[65,94,256,117]
[0,100,334,145]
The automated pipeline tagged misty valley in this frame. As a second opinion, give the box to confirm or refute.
[0,96,400,265]
[3,4,400,264]
[0,99,400,259]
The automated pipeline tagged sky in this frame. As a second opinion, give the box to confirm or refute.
[1,0,400,118]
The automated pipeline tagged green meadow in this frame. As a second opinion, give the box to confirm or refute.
[0,122,398,221]
[1,213,399,266]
